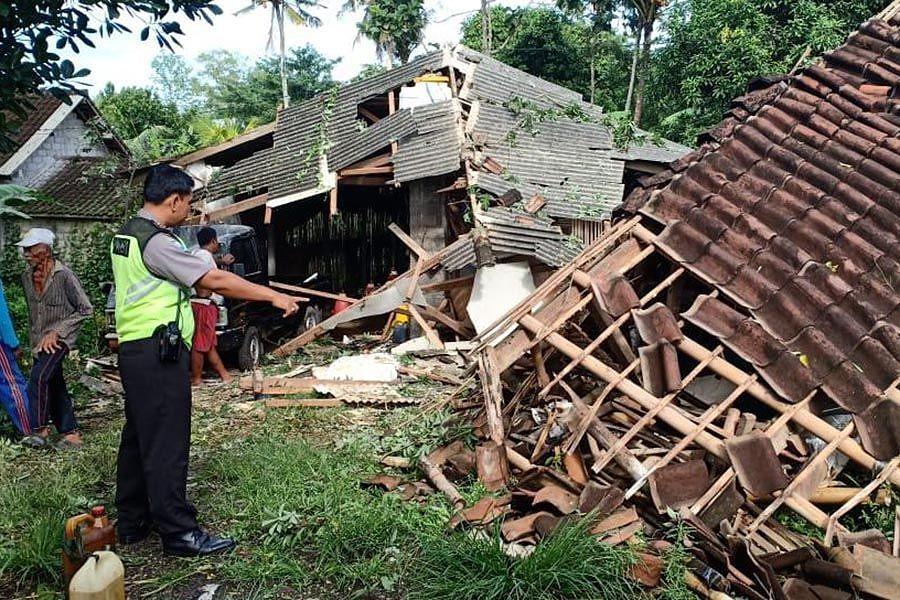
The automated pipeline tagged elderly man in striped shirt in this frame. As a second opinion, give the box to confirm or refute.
[16,228,92,450]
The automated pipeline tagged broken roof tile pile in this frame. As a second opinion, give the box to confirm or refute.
[201,45,688,267]
[410,216,900,599]
[623,7,900,461]
[352,7,900,600]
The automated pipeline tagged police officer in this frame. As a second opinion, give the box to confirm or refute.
[112,165,299,556]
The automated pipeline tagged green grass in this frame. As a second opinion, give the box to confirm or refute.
[1,386,654,599]
[408,519,640,600]
[0,427,120,590]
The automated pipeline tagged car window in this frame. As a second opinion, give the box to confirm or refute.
[228,237,261,276]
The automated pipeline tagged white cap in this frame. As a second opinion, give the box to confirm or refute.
[15,228,55,248]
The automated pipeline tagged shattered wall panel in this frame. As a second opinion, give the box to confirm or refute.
[623,12,900,423]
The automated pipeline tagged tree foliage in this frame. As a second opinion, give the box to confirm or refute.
[196,46,337,124]
[462,6,631,113]
[151,53,198,110]
[346,0,428,66]
[95,44,336,164]
[96,85,184,141]
[0,0,221,150]
[647,0,887,143]
[234,0,323,108]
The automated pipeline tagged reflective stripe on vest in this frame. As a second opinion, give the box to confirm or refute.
[110,221,195,346]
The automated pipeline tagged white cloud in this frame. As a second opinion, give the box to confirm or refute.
[62,0,541,95]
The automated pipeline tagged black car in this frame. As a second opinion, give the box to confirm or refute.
[103,224,303,370]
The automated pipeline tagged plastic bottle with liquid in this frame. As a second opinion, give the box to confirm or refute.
[63,506,117,584]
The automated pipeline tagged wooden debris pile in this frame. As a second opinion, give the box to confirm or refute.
[241,347,467,408]
[271,229,480,358]
[415,218,900,599]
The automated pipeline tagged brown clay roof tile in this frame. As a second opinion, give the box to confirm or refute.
[624,13,900,417]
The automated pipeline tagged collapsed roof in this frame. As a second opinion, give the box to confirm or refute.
[622,7,900,459]
[201,45,688,265]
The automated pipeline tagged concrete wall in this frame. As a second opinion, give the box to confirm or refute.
[10,111,108,188]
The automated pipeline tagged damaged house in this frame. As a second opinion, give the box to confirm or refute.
[192,45,688,296]
[250,5,900,599]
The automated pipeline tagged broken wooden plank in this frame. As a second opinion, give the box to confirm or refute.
[407,304,444,349]
[625,375,756,499]
[677,335,900,488]
[271,233,473,357]
[329,185,339,216]
[421,275,474,294]
[478,347,506,447]
[420,453,464,508]
[389,223,430,260]
[196,192,269,223]
[417,304,474,338]
[269,281,355,303]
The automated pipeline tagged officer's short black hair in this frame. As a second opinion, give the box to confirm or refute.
[197,227,217,248]
[143,165,194,204]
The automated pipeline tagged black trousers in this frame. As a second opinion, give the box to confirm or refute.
[115,337,198,536]
[27,345,78,434]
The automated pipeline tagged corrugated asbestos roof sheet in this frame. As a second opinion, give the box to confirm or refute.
[469,102,624,220]
[479,207,581,267]
[610,135,693,165]
[457,48,583,108]
[198,45,686,228]
[205,147,277,199]
[622,12,900,457]
[393,101,462,182]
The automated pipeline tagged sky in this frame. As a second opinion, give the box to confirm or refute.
[64,0,543,94]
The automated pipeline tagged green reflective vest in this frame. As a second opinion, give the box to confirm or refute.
[110,217,195,346]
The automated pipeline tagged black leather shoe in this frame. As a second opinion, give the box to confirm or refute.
[162,529,236,557]
[118,522,152,545]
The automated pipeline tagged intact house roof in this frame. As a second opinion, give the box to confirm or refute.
[198,45,689,267]
[0,93,132,222]
[621,9,900,459]
[0,95,63,165]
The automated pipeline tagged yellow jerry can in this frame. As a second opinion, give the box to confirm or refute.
[68,551,125,600]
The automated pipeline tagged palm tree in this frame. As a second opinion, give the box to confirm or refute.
[341,0,427,68]
[236,0,323,109]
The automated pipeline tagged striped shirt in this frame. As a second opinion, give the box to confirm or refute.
[21,261,93,353]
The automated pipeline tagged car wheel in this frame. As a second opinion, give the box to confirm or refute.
[238,326,261,371]
[299,305,323,334]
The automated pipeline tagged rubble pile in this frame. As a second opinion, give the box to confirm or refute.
[413,219,899,599]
